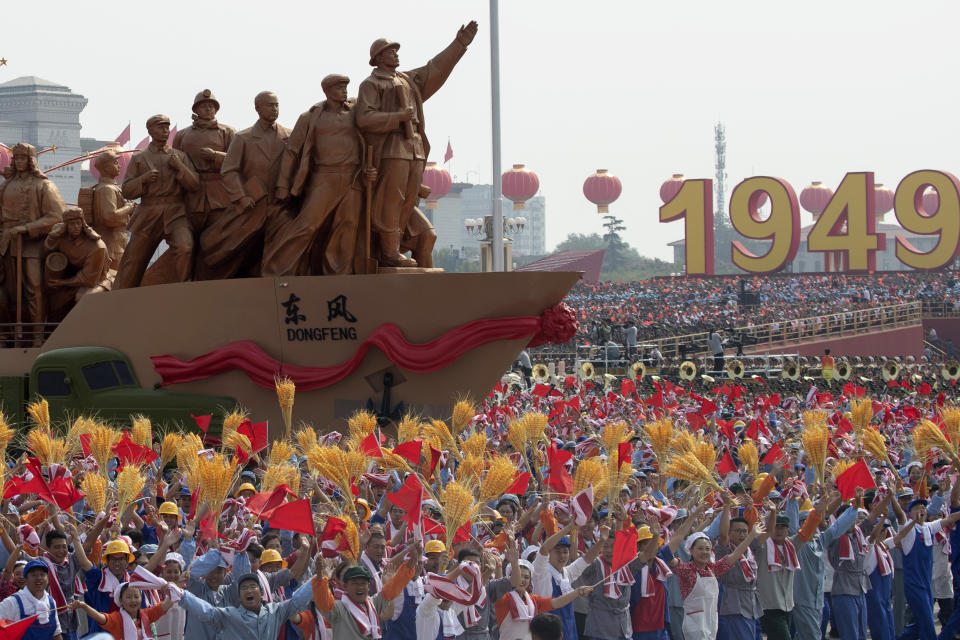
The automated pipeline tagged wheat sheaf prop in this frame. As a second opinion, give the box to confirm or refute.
[801,423,830,489]
[275,376,296,439]
[850,399,873,438]
[440,480,480,548]
[941,407,960,454]
[480,455,519,503]
[738,439,759,477]
[643,418,674,465]
[665,451,721,493]
[914,419,960,465]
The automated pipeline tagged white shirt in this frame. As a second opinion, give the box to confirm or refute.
[0,587,62,635]
[898,520,943,555]
[532,551,588,598]
[416,594,464,639]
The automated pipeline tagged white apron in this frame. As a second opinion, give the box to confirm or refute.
[682,572,720,640]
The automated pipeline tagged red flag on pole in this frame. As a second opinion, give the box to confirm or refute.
[0,615,39,640]
[393,440,422,466]
[545,444,574,495]
[263,498,315,535]
[717,450,737,476]
[115,124,131,146]
[191,414,212,433]
[835,459,876,501]
[611,527,639,572]
[761,442,786,465]
[504,472,532,496]
[444,140,453,163]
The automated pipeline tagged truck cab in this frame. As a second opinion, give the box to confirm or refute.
[28,346,236,433]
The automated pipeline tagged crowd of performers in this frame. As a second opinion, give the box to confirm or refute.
[0,365,960,640]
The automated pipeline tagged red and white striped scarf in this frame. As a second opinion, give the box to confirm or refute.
[601,559,635,599]
[343,596,381,638]
[41,553,84,608]
[385,519,408,545]
[872,543,894,576]
[766,538,800,572]
[935,526,953,556]
[838,528,868,561]
[423,563,483,606]
[738,546,757,581]
[506,590,535,622]
[639,557,672,597]
[459,564,487,627]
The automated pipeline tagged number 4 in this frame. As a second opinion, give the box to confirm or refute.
[806,172,884,272]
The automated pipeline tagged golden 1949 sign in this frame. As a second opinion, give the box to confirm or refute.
[660,170,960,274]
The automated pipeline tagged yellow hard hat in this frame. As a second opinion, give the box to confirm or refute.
[158,501,179,517]
[103,539,135,563]
[636,525,653,542]
[356,499,371,522]
[236,483,257,497]
[800,498,813,512]
[260,549,287,568]
[424,540,447,555]
[752,473,769,492]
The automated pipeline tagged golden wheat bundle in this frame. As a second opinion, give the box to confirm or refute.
[87,423,120,472]
[176,433,205,483]
[130,415,152,448]
[604,454,634,504]
[802,410,828,429]
[347,410,378,445]
[914,419,958,463]
[599,421,629,454]
[850,398,873,437]
[269,441,297,467]
[222,408,248,444]
[159,432,183,469]
[692,434,716,471]
[295,426,319,455]
[223,431,252,457]
[26,428,67,466]
[862,426,888,462]
[801,424,830,486]
[397,414,422,444]
[26,398,49,431]
[664,451,721,492]
[458,453,485,487]
[424,419,460,460]
[519,413,548,448]
[116,466,146,516]
[344,445,369,484]
[379,448,413,472]
[451,399,476,434]
[941,407,960,453]
[573,456,606,496]
[643,418,674,463]
[65,417,93,457]
[480,455,519,503]
[274,375,296,438]
[0,412,15,460]
[671,430,695,456]
[461,431,487,459]
[343,515,360,562]
[441,480,479,547]
[506,421,528,454]
[738,439,759,477]
[197,452,237,510]
[307,446,354,500]
[262,462,296,493]
[81,473,108,514]
[832,459,855,480]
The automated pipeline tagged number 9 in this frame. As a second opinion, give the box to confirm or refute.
[729,177,800,273]
[894,170,960,270]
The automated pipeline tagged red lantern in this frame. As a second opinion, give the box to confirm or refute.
[0,143,10,173]
[799,181,833,219]
[923,188,939,217]
[421,162,451,210]
[660,174,684,204]
[874,183,894,220]
[501,164,539,210]
[88,142,132,182]
[583,169,622,214]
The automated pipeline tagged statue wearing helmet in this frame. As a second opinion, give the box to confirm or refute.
[0,142,66,345]
[43,207,111,321]
[172,89,236,279]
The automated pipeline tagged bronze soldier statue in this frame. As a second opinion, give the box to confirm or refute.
[114,115,200,289]
[172,89,235,279]
[357,20,477,267]
[202,91,290,277]
[91,149,135,270]
[264,75,371,276]
[44,207,110,321]
[0,143,65,344]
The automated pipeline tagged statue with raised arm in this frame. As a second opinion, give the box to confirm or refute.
[202,91,291,277]
[356,20,478,268]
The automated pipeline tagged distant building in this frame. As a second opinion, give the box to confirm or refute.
[427,182,546,258]
[0,76,87,202]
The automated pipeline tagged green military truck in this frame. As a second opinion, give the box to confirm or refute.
[0,346,236,434]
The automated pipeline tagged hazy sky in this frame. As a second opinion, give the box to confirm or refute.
[3,0,958,260]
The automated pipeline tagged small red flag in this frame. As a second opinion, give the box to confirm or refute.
[761,442,786,465]
[621,379,636,397]
[112,431,159,466]
[392,440,423,466]
[191,414,212,433]
[246,484,294,519]
[453,522,472,544]
[264,498,315,535]
[545,445,574,495]
[238,420,269,454]
[444,140,454,163]
[835,459,876,501]
[0,615,39,640]
[387,475,424,529]
[504,472,532,496]
[114,123,131,146]
[532,384,552,397]
[611,526,639,572]
[717,450,737,476]
[617,442,633,468]
[427,445,442,477]
[359,432,384,458]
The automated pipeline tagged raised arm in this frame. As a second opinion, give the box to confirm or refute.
[724,522,761,565]
[718,494,733,548]
[69,600,106,627]
[668,508,699,555]
[68,524,92,572]
[581,523,610,566]
[550,585,594,610]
